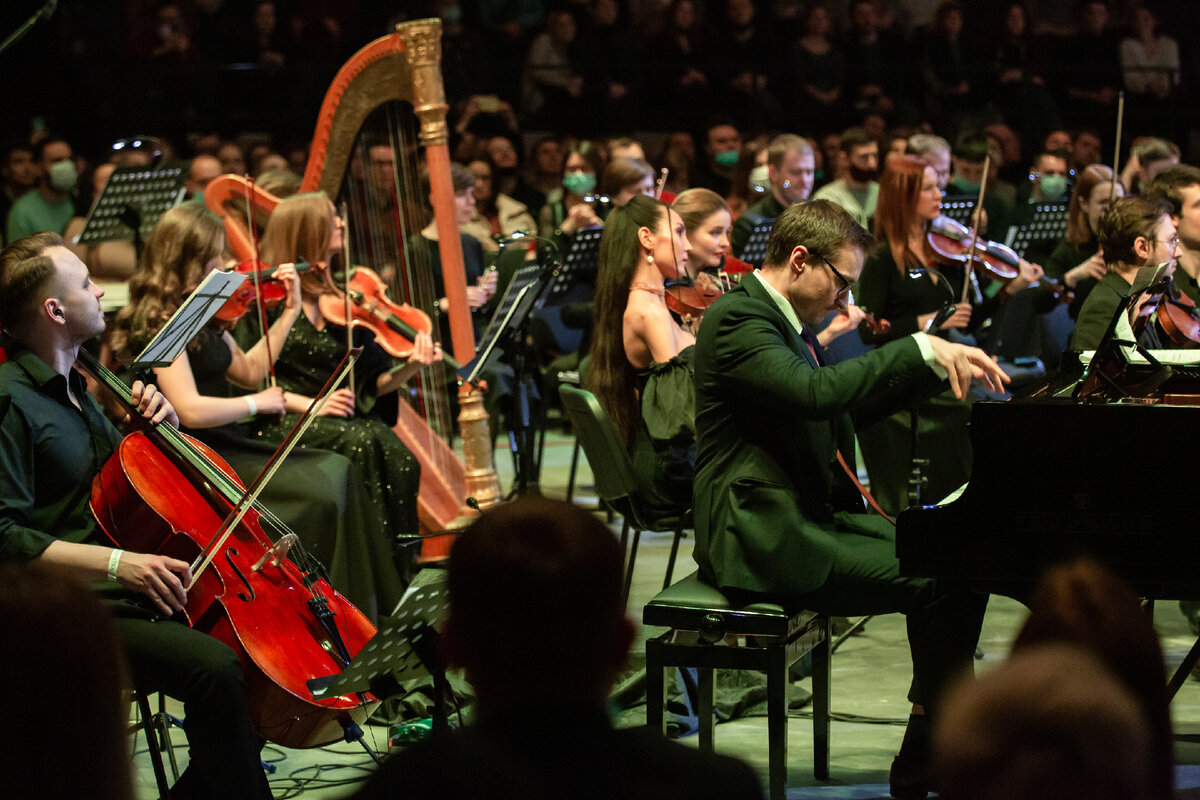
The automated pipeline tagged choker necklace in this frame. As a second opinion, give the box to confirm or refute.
[630,281,665,296]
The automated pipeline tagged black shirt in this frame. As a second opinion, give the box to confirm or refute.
[0,343,120,560]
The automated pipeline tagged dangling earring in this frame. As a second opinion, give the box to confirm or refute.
[647,253,655,265]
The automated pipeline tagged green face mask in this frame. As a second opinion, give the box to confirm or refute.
[562,171,596,196]
[1038,175,1069,200]
[951,176,982,194]
[714,149,740,168]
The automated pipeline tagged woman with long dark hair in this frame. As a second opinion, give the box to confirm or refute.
[588,194,693,516]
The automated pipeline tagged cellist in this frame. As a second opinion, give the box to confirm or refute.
[0,233,271,799]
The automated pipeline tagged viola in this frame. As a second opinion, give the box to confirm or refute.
[1153,282,1200,347]
[77,349,378,749]
[215,259,314,324]
[319,266,462,369]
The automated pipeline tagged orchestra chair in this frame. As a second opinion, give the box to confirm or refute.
[129,689,180,798]
[644,573,831,800]
[558,385,690,605]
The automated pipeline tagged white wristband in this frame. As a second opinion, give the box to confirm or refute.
[245,395,257,416]
[107,548,123,582]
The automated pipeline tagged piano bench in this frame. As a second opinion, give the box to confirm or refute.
[643,572,831,800]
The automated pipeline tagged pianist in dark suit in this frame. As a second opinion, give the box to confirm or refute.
[692,200,1006,799]
[1070,196,1179,352]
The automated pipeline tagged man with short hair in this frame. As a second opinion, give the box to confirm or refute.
[351,497,764,800]
[1122,137,1181,196]
[907,133,951,192]
[1070,196,1180,351]
[0,142,37,246]
[185,153,222,201]
[693,118,742,198]
[730,133,813,256]
[0,234,272,799]
[1145,165,1200,305]
[6,137,76,242]
[812,127,879,229]
[948,133,1014,237]
[693,199,1002,800]
[1072,129,1103,174]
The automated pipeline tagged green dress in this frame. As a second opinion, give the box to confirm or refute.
[632,345,696,519]
[244,312,422,548]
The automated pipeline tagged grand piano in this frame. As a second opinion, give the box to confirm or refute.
[897,277,1200,602]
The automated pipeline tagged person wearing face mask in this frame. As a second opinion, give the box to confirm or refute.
[730,134,814,258]
[692,119,743,198]
[1070,196,1180,352]
[1041,164,1124,320]
[588,195,696,518]
[7,137,77,242]
[812,127,880,230]
[537,140,606,243]
[946,133,1015,238]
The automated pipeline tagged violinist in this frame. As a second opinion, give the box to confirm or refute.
[249,193,441,545]
[1041,164,1124,319]
[1145,165,1200,305]
[109,204,409,620]
[1070,196,1179,352]
[589,195,695,518]
[672,187,731,292]
[855,154,1041,514]
[0,233,271,800]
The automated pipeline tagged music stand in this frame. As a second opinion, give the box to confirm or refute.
[1004,202,1069,258]
[542,226,603,307]
[736,218,775,267]
[131,270,246,370]
[76,163,187,256]
[306,567,453,731]
[470,258,558,496]
[940,195,977,226]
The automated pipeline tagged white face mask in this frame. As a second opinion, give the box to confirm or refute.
[748,165,769,194]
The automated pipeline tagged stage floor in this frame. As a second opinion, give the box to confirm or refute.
[130,430,1200,798]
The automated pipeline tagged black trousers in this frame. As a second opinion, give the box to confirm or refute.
[117,615,271,800]
[794,520,988,718]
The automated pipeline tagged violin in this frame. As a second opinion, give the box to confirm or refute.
[78,349,378,749]
[319,266,462,369]
[927,216,1072,303]
[1153,282,1200,347]
[856,306,892,336]
[215,259,314,324]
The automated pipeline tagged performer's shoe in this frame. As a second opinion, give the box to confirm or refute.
[889,714,930,799]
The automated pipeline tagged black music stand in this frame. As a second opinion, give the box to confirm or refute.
[131,270,246,370]
[76,163,187,258]
[542,226,602,307]
[470,256,559,496]
[1004,202,1069,258]
[307,567,453,733]
[939,195,977,226]
[736,217,775,267]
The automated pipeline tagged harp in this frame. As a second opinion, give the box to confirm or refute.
[206,19,501,554]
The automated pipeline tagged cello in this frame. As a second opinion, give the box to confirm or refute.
[79,349,379,749]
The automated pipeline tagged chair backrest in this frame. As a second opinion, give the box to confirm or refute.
[558,384,641,506]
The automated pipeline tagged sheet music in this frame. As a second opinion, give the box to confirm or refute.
[132,270,246,369]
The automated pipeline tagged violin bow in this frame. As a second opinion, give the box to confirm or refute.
[244,176,281,424]
[1111,90,1126,198]
[654,167,669,200]
[961,154,991,305]
[189,347,363,588]
[339,202,356,399]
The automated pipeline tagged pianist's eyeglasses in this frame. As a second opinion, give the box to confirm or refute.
[816,253,853,296]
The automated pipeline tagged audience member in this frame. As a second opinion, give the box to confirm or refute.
[350,497,764,800]
[1122,137,1181,196]
[934,644,1155,800]
[693,118,743,198]
[1010,558,1173,800]
[1119,5,1179,103]
[812,127,880,229]
[0,142,38,245]
[789,2,846,128]
[0,562,132,800]
[6,137,76,242]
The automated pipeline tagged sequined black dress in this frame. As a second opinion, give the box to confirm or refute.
[244,312,422,546]
[172,325,408,622]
